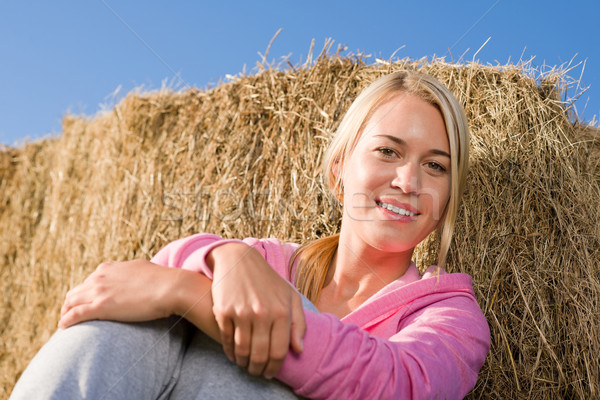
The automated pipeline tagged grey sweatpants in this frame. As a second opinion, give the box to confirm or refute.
[11,298,317,399]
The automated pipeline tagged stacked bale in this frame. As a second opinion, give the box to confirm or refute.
[1,51,599,398]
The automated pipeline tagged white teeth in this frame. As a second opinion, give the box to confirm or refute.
[378,201,416,217]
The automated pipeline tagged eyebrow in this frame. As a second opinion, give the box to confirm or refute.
[374,134,451,158]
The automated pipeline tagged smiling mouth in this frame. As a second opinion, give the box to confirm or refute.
[375,201,418,217]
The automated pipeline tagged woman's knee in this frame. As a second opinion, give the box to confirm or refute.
[11,317,191,399]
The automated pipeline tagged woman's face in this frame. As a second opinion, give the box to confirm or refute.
[339,93,451,254]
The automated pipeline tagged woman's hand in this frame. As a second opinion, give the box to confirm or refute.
[208,243,306,379]
[59,259,177,329]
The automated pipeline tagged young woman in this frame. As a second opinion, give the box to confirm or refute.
[11,72,490,399]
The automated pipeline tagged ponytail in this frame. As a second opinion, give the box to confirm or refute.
[289,234,339,304]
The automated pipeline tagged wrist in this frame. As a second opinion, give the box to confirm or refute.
[206,242,252,273]
[169,268,212,316]
[161,267,187,317]
[169,268,221,342]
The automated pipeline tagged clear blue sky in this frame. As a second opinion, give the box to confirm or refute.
[1,1,598,146]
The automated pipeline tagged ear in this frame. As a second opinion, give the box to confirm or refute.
[332,159,344,200]
[332,159,341,179]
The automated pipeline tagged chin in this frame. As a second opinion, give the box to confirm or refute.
[369,236,419,254]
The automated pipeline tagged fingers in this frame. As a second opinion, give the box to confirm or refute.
[209,247,302,377]
[216,315,236,363]
[60,283,92,318]
[290,293,306,354]
[58,259,174,330]
[233,320,251,368]
[61,264,108,318]
[262,317,290,378]
[216,308,291,377]
[215,311,254,370]
[58,262,114,328]
[58,302,98,329]
[247,318,272,376]
[59,281,103,329]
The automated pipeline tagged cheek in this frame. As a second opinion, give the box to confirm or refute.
[343,172,373,214]
[345,158,390,197]
[341,159,381,218]
[422,178,451,220]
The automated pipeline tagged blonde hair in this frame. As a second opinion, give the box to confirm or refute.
[291,72,470,303]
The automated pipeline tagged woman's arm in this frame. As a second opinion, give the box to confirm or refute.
[58,235,307,379]
[206,242,306,378]
[276,291,490,399]
[146,233,489,398]
[151,233,307,377]
[58,260,220,343]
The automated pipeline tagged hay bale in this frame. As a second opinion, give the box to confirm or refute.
[1,51,598,399]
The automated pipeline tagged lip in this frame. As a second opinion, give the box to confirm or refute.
[375,200,419,223]
[376,198,420,216]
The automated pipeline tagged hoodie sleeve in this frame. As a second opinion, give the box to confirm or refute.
[150,233,244,279]
[151,234,489,399]
[276,291,490,400]
[150,233,299,280]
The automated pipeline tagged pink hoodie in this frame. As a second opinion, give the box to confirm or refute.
[151,233,490,399]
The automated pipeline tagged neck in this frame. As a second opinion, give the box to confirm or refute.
[320,225,414,308]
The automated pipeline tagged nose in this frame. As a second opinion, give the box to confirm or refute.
[392,163,420,195]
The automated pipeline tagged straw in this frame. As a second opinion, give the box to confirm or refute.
[1,47,598,399]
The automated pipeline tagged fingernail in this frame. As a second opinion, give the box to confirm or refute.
[264,374,273,380]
